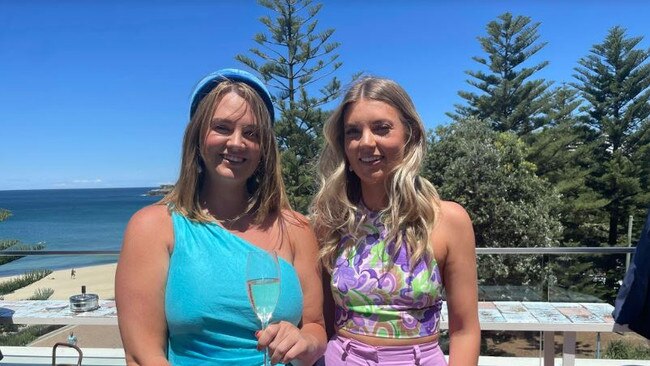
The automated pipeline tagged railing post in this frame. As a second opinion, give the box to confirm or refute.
[563,331,576,366]
[543,331,554,366]
[626,215,633,272]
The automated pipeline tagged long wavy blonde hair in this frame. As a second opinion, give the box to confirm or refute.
[311,77,440,272]
[162,80,289,224]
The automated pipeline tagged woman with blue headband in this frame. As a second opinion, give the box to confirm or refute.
[116,69,327,365]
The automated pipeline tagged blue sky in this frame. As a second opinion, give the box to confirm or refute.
[2,1,649,191]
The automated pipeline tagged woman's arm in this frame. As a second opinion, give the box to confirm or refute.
[258,211,327,366]
[439,201,480,366]
[115,205,173,366]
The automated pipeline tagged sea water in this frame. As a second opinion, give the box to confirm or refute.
[0,188,159,276]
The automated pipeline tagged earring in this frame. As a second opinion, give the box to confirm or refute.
[197,157,204,174]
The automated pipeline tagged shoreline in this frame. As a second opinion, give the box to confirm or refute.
[0,258,118,278]
[0,262,117,301]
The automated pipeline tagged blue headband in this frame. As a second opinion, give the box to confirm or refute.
[189,68,275,123]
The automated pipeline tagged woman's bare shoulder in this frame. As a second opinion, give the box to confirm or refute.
[124,204,173,251]
[435,200,475,257]
[279,209,318,252]
[437,200,472,228]
[280,209,312,232]
[128,204,172,228]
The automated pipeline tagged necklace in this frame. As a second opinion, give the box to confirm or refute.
[201,202,250,229]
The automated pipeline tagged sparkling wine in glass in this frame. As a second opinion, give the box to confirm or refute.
[246,250,280,366]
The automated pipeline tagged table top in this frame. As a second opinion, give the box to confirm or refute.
[441,301,625,332]
[0,300,627,332]
[0,300,117,325]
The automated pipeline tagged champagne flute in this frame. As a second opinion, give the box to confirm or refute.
[246,250,280,366]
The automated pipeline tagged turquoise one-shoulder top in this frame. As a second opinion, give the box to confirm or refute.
[165,212,303,365]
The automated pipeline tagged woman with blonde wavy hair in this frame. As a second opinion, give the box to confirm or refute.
[116,68,326,365]
[311,77,480,365]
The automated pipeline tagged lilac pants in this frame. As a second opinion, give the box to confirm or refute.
[323,335,448,366]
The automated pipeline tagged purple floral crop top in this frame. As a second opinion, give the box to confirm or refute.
[330,205,444,339]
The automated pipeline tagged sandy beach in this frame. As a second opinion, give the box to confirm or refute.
[0,263,117,301]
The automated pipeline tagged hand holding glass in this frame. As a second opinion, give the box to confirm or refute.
[246,250,280,366]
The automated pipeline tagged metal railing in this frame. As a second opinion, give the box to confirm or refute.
[475,247,636,254]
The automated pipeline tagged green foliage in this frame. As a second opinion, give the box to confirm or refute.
[237,0,348,213]
[0,239,20,251]
[28,288,54,300]
[526,86,612,299]
[0,241,46,265]
[604,339,650,360]
[0,208,11,221]
[446,15,650,302]
[0,324,63,346]
[572,26,650,247]
[451,12,552,136]
[527,116,607,247]
[0,269,53,296]
[423,119,562,287]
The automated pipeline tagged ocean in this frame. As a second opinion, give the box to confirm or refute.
[0,188,159,276]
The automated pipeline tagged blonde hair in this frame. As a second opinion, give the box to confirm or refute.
[311,77,440,272]
[162,80,289,224]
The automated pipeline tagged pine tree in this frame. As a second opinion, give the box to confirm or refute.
[450,13,552,136]
[572,26,650,247]
[526,86,610,300]
[236,0,344,213]
[527,85,608,247]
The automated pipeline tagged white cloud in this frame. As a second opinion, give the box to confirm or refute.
[72,179,103,184]
[50,179,106,189]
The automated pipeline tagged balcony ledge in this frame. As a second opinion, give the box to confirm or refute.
[0,348,649,366]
